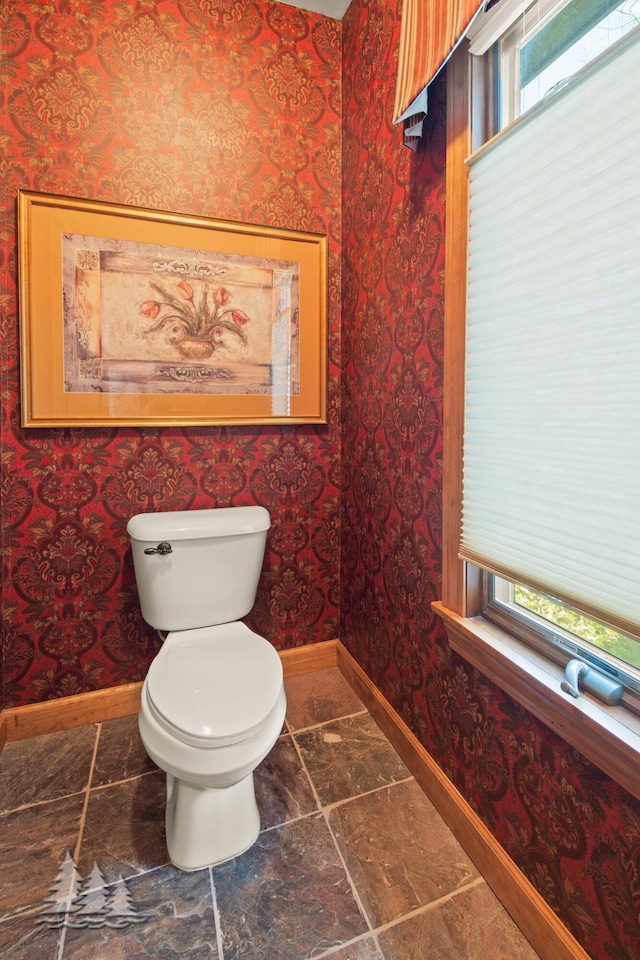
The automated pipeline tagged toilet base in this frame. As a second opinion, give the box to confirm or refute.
[165,771,260,871]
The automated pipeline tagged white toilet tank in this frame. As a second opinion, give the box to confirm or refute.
[127,506,271,632]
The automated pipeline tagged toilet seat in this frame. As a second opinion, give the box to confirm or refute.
[145,622,283,749]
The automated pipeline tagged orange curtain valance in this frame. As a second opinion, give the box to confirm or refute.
[393,0,487,147]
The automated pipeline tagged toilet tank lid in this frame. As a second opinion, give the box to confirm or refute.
[127,506,270,542]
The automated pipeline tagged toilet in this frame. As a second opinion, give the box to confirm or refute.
[126,505,286,871]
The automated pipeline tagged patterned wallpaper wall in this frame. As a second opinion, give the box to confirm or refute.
[1,0,342,707]
[3,0,640,956]
[340,2,640,958]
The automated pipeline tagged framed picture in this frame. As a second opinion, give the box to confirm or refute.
[17,190,327,427]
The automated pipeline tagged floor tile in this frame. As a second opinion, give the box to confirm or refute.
[377,880,540,960]
[78,771,168,883]
[61,864,219,959]
[254,734,318,830]
[0,726,97,813]
[315,936,384,959]
[0,913,63,960]
[295,713,410,806]
[0,668,542,960]
[329,779,480,927]
[92,716,158,787]
[0,795,85,919]
[285,668,366,731]
[213,812,369,960]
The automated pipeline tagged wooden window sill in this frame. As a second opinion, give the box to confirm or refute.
[433,600,640,803]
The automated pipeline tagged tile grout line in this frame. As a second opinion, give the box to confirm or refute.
[0,723,140,819]
[256,769,416,843]
[310,876,489,959]
[85,766,160,794]
[285,707,368,737]
[155,706,385,960]
[371,874,487,937]
[0,790,88,816]
[73,721,102,864]
[322,773,415,813]
[287,720,384,956]
[0,901,58,926]
[1,767,163,818]
[320,800,385,958]
[309,929,384,959]
[284,701,470,959]
[55,722,103,960]
[208,865,226,960]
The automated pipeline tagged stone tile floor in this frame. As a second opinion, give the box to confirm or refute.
[0,668,540,959]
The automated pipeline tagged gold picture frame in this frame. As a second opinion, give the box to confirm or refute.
[18,190,327,427]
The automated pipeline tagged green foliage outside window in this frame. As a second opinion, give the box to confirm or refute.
[514,586,640,670]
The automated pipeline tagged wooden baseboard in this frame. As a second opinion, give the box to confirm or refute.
[336,641,591,960]
[279,638,338,677]
[1,682,144,744]
[0,639,339,746]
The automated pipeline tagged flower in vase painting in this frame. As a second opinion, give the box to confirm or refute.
[140,281,250,360]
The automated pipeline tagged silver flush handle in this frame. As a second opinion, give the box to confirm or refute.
[143,541,173,556]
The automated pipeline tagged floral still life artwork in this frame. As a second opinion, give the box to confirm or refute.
[62,233,300,399]
[141,279,250,361]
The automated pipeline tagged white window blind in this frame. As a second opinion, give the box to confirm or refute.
[461,26,640,637]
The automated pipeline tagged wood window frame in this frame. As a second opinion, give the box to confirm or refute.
[432,41,640,803]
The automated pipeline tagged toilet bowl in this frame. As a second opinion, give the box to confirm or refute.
[127,506,285,871]
[139,624,285,870]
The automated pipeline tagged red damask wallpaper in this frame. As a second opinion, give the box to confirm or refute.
[340,2,640,958]
[1,0,342,705]
[3,0,640,956]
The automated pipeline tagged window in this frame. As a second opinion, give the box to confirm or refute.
[500,0,640,123]
[460,0,640,705]
[482,0,640,698]
[435,0,640,799]
[489,578,640,696]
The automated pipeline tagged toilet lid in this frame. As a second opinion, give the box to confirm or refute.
[146,622,283,747]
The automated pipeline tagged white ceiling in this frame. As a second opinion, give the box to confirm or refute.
[277,0,351,18]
